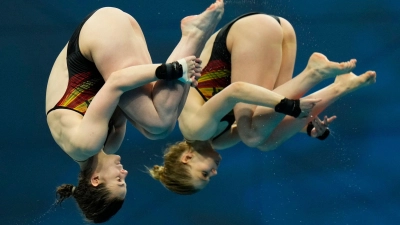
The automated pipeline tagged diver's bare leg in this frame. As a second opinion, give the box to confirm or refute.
[167,0,224,61]
[236,52,357,147]
[121,1,224,139]
[258,71,377,151]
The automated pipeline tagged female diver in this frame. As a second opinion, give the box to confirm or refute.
[46,1,224,223]
[148,13,376,195]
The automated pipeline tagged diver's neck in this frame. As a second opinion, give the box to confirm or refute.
[78,149,105,171]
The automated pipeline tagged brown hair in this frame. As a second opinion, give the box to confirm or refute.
[148,141,200,195]
[55,157,124,223]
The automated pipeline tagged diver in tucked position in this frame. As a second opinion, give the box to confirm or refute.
[148,12,377,195]
[46,1,224,223]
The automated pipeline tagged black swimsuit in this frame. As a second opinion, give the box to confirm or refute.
[48,10,112,154]
[196,12,281,140]
[47,10,104,116]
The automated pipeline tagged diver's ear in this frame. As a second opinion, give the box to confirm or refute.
[91,174,100,187]
[181,151,193,164]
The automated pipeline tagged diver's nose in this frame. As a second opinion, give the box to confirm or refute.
[121,169,128,178]
[211,168,217,176]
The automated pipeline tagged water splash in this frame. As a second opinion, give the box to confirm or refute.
[28,201,58,225]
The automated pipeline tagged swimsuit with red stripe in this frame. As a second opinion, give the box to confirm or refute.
[47,10,104,116]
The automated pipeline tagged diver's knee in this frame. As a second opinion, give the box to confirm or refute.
[142,128,170,140]
[240,131,266,148]
[144,122,175,139]
[146,132,170,140]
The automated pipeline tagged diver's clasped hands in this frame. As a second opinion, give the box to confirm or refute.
[155,56,202,87]
[184,56,202,87]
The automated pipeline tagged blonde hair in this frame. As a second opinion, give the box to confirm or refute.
[148,140,204,195]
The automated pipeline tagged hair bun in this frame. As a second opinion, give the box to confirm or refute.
[148,165,164,180]
[154,165,164,172]
[56,184,75,205]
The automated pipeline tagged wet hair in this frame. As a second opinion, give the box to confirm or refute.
[148,140,211,195]
[56,157,124,223]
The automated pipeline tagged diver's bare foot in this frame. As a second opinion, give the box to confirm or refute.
[334,71,377,94]
[306,53,357,81]
[180,0,224,55]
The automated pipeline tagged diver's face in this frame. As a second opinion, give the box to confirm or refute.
[184,148,221,189]
[97,154,128,199]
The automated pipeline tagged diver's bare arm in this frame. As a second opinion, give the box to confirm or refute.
[69,64,162,157]
[180,82,285,140]
[103,107,127,154]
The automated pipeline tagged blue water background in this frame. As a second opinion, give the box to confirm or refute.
[0,0,399,224]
